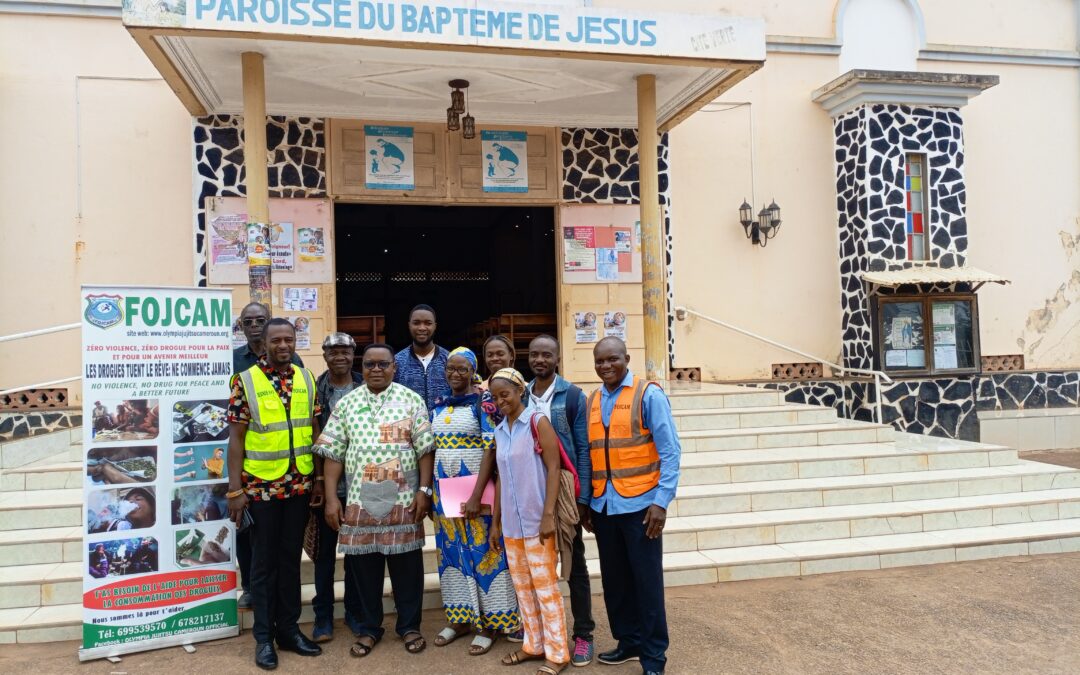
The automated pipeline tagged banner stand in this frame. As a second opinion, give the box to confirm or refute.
[79,285,239,661]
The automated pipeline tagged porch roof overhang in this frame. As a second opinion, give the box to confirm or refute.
[123,1,766,131]
[860,265,1010,290]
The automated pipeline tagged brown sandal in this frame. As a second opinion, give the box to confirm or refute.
[403,630,427,654]
[502,649,544,666]
[536,663,566,675]
[350,635,377,658]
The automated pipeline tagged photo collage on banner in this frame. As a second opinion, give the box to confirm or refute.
[80,286,237,660]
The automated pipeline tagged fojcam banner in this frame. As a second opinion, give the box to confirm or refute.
[80,286,237,661]
[122,0,765,62]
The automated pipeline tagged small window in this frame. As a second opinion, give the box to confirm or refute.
[876,295,979,375]
[905,154,930,261]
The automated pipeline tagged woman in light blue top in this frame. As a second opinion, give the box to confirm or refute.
[488,368,569,674]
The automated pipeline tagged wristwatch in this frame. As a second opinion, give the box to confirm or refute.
[417,485,433,497]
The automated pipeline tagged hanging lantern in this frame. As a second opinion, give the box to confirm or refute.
[446,107,460,131]
[462,114,476,139]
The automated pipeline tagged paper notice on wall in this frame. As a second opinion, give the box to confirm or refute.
[246,223,271,266]
[885,350,907,367]
[906,349,926,367]
[604,311,627,340]
[564,226,597,271]
[889,316,916,350]
[932,303,955,325]
[282,287,318,312]
[614,229,632,253]
[270,222,294,271]
[230,315,247,349]
[933,326,956,346]
[297,227,326,263]
[365,125,414,190]
[287,316,311,349]
[934,345,958,370]
[209,214,247,265]
[481,130,529,193]
[574,312,598,343]
[596,248,619,281]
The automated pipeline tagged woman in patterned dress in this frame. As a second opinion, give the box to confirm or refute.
[430,347,520,655]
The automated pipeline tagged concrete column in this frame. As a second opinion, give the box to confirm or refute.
[637,74,667,381]
[241,51,272,309]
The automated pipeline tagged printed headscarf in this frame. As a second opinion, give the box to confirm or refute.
[448,346,478,371]
[491,367,526,390]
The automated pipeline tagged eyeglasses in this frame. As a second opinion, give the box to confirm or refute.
[241,317,267,327]
[362,360,393,371]
[446,366,473,375]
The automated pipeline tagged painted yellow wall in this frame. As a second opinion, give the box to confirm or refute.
[0,15,194,399]
[669,52,846,380]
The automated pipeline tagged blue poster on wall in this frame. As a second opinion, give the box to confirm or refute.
[364,125,415,190]
[481,130,529,193]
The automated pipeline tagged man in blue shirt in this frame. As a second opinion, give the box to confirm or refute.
[392,304,449,410]
[526,334,596,666]
[585,337,680,675]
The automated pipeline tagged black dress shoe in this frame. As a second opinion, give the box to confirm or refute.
[643,671,665,675]
[598,646,640,665]
[255,642,278,670]
[276,631,322,656]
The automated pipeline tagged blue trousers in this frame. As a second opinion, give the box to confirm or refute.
[591,507,668,672]
[312,505,361,624]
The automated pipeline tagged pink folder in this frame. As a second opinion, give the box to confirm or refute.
[438,475,495,518]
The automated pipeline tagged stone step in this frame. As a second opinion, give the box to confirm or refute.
[0,489,83,531]
[679,443,1018,485]
[672,404,837,431]
[0,526,83,567]
[678,420,895,452]
[1,461,82,492]
[0,428,81,472]
[668,460,1080,517]
[666,386,781,410]
[8,518,1080,643]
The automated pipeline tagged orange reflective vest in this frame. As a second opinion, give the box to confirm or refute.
[587,377,661,498]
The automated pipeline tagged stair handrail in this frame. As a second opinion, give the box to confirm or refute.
[674,305,893,424]
[0,322,81,397]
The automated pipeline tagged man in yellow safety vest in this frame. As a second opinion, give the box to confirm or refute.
[226,317,325,670]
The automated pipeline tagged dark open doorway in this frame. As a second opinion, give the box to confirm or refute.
[335,204,556,365]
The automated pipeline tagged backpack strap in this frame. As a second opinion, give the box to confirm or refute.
[565,383,582,428]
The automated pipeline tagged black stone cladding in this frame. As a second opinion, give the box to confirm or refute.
[833,104,968,372]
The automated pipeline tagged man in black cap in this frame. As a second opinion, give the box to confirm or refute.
[311,333,364,641]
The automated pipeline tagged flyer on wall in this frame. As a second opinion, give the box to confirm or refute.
[80,286,238,661]
[481,130,529,193]
[269,222,294,272]
[365,125,415,190]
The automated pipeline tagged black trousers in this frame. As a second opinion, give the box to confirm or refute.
[237,528,252,592]
[591,507,668,672]
[346,548,425,641]
[568,524,595,640]
[248,494,309,644]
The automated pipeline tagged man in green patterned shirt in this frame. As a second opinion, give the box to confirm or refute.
[316,343,435,658]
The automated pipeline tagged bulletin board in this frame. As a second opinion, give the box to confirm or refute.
[559,204,642,284]
[206,197,334,285]
[205,197,336,374]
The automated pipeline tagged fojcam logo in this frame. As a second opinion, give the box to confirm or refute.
[84,294,124,329]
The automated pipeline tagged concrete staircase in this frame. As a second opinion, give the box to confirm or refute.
[3,382,1080,643]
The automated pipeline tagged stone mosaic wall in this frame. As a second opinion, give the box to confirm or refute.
[560,127,675,364]
[742,368,1080,441]
[0,410,82,443]
[833,104,968,371]
[193,115,327,285]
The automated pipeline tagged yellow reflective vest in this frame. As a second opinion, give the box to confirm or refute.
[238,364,316,480]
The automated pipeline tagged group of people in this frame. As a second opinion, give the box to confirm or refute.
[226,301,680,675]
[91,400,159,438]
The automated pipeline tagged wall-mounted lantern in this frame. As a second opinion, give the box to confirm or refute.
[739,198,782,247]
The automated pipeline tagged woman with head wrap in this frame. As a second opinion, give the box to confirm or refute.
[479,335,516,391]
[488,368,570,675]
[430,347,521,656]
